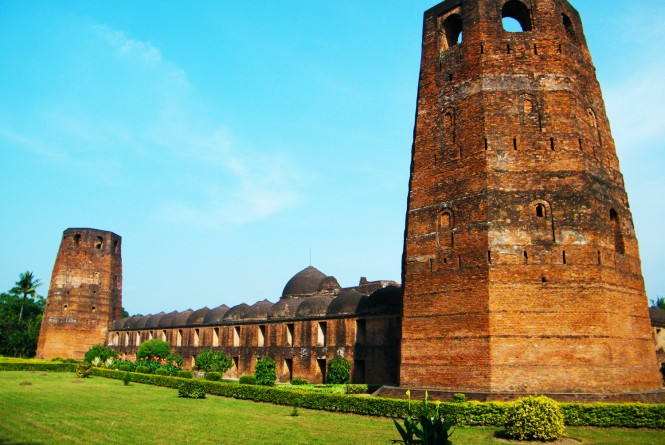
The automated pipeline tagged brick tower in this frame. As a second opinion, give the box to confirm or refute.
[37,228,122,360]
[401,0,662,394]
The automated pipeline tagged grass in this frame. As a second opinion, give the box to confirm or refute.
[0,371,663,445]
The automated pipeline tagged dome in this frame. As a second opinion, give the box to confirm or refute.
[281,266,327,298]
[295,295,335,318]
[187,307,210,325]
[203,304,229,325]
[359,285,402,315]
[268,297,305,319]
[145,312,166,329]
[129,315,150,330]
[245,300,274,320]
[327,289,366,315]
[223,303,250,321]
[112,317,129,330]
[157,311,179,327]
[172,309,193,327]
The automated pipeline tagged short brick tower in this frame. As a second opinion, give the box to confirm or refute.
[37,228,122,360]
[401,0,662,393]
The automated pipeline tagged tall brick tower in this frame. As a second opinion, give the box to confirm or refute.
[401,0,662,394]
[37,228,122,360]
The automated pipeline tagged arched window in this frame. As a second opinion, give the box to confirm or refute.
[502,1,532,32]
[535,203,546,218]
[441,13,463,49]
[443,110,455,143]
[562,13,578,43]
[437,210,454,250]
[586,108,602,145]
[95,236,103,250]
[74,234,81,247]
[610,208,625,254]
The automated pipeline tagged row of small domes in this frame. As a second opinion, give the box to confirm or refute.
[113,285,401,330]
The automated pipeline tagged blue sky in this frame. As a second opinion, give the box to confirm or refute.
[1,1,663,316]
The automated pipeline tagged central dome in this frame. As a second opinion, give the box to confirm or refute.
[281,266,327,298]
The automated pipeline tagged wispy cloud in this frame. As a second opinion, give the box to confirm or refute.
[2,20,303,228]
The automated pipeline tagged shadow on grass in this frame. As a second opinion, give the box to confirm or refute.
[0,439,43,445]
[492,430,582,444]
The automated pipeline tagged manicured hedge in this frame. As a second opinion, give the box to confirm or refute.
[87,368,665,429]
[0,362,76,372]
[2,363,663,429]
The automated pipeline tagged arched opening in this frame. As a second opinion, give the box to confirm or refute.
[95,236,103,250]
[535,204,546,218]
[562,13,578,43]
[442,14,463,49]
[610,208,625,254]
[437,210,454,250]
[502,1,532,32]
[73,234,81,247]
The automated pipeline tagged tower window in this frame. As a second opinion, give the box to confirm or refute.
[610,208,625,254]
[535,204,545,218]
[74,234,81,247]
[441,13,463,49]
[502,1,533,32]
[95,236,103,250]
[562,13,578,43]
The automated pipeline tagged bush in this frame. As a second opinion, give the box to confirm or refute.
[178,370,193,379]
[239,374,256,385]
[154,368,169,376]
[205,372,222,381]
[135,365,150,374]
[118,364,131,372]
[327,356,351,384]
[255,357,276,386]
[453,393,466,403]
[122,372,131,386]
[194,348,233,374]
[504,395,564,441]
[84,345,118,364]
[75,363,92,378]
[345,384,368,394]
[136,339,171,360]
[291,377,308,385]
[178,380,206,399]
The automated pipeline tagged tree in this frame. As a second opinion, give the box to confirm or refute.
[136,339,171,359]
[0,271,45,357]
[194,348,233,373]
[650,296,665,310]
[10,271,42,322]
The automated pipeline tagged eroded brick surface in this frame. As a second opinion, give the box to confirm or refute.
[400,0,662,393]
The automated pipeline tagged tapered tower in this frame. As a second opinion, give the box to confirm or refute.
[401,0,661,393]
[37,228,122,359]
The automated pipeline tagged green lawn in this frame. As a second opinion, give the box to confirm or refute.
[0,371,663,445]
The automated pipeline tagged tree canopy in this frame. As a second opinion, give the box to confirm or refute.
[0,271,45,357]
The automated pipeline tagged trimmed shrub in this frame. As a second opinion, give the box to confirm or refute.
[75,363,92,378]
[194,348,233,374]
[122,372,131,386]
[135,365,150,374]
[178,380,206,399]
[504,395,564,441]
[205,372,222,381]
[118,364,131,372]
[84,345,118,364]
[345,384,368,394]
[327,356,351,384]
[291,377,308,385]
[239,374,256,385]
[178,370,193,379]
[154,368,169,376]
[453,393,466,403]
[255,357,276,386]
[136,339,171,360]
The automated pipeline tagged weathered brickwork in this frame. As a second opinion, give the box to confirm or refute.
[401,0,662,393]
[108,268,401,384]
[36,228,122,360]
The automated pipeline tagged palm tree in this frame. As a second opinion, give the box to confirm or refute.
[11,271,42,322]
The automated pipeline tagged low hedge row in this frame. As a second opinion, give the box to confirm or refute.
[89,368,665,428]
[2,364,662,428]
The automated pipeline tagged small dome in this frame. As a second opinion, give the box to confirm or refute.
[327,289,366,315]
[187,307,210,325]
[223,303,250,321]
[158,311,179,327]
[359,286,402,315]
[318,276,341,294]
[129,315,150,330]
[246,300,274,320]
[268,297,305,319]
[282,266,327,298]
[145,312,166,329]
[113,317,129,330]
[203,304,229,325]
[172,309,193,327]
[295,295,335,318]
